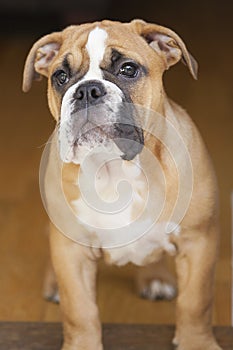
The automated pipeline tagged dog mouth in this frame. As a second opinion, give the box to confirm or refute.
[74,122,111,148]
[60,100,144,163]
[71,123,144,164]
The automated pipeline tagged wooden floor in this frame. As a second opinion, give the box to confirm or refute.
[1,323,233,350]
[0,7,232,328]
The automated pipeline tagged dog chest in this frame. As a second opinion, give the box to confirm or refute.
[70,154,179,266]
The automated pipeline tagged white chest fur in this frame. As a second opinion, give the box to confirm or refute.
[71,148,180,266]
[72,148,149,239]
[103,221,180,266]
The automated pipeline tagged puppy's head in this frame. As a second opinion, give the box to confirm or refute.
[23,19,197,163]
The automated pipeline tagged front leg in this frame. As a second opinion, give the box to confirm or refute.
[50,223,103,350]
[174,225,222,350]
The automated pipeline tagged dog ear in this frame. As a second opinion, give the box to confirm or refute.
[131,19,198,79]
[22,32,62,92]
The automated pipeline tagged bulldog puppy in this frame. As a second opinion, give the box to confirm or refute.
[23,19,221,350]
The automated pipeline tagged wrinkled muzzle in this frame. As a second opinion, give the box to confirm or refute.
[59,80,144,163]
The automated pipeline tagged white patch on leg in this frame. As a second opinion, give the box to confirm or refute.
[85,27,108,80]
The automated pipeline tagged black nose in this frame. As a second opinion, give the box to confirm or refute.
[74,80,106,107]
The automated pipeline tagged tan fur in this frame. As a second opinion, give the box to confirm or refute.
[23,20,221,350]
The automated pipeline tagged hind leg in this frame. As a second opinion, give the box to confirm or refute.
[136,256,177,301]
[43,254,60,303]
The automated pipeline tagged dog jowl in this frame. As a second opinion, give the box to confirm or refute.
[23,19,221,350]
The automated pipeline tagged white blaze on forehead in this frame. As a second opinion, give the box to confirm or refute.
[85,27,108,80]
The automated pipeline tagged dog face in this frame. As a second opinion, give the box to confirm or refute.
[23,19,197,163]
[57,26,146,163]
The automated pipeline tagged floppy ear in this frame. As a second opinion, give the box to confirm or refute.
[22,32,62,92]
[131,19,198,79]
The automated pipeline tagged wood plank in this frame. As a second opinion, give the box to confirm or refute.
[0,323,232,350]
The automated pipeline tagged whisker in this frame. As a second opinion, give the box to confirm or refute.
[37,140,54,149]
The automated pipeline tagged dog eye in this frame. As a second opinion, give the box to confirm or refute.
[54,70,69,86]
[119,63,138,78]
